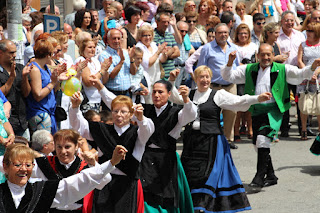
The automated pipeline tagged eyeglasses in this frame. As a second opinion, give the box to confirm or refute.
[142,34,152,38]
[179,30,188,33]
[307,30,314,33]
[187,20,197,23]
[188,4,196,8]
[112,110,130,115]
[11,162,35,170]
[256,22,266,26]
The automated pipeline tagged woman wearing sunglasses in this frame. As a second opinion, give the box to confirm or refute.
[185,12,207,51]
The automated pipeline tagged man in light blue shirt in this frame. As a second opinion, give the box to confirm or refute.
[98,29,136,96]
[197,23,239,149]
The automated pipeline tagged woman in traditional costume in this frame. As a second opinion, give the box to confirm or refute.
[169,66,272,212]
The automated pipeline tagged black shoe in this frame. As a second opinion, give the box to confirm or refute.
[229,142,238,149]
[307,129,316,136]
[249,182,263,188]
[264,179,278,187]
[280,131,289,137]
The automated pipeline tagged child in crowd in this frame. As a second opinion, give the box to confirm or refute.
[101,6,118,38]
[100,110,113,124]
[130,47,149,103]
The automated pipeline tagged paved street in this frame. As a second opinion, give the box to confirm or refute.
[177,105,320,213]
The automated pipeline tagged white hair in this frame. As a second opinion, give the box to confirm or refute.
[75,31,91,46]
[31,130,52,152]
[73,0,87,11]
[21,14,32,22]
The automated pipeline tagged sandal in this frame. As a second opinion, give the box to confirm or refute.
[234,135,241,142]
[301,131,308,140]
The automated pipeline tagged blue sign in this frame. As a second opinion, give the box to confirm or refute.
[44,14,60,33]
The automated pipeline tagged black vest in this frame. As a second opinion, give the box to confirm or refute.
[189,89,223,135]
[0,181,59,213]
[143,104,180,150]
[89,122,140,179]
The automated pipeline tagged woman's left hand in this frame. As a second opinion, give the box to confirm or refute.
[4,134,15,147]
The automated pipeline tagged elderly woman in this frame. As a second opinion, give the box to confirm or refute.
[0,143,126,212]
[121,5,141,49]
[75,39,111,113]
[21,14,32,46]
[74,9,92,35]
[169,66,272,213]
[236,2,253,30]
[27,39,68,135]
[262,22,288,63]
[184,0,197,13]
[69,87,154,213]
[233,24,258,141]
[186,12,207,50]
[135,25,167,103]
[297,23,320,140]
[197,0,217,31]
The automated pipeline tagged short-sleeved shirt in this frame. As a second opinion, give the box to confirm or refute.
[0,64,28,132]
[153,29,178,80]
[98,46,131,91]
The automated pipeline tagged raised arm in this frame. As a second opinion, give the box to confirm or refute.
[51,145,127,208]
[221,51,247,84]
[131,104,155,162]
[214,89,272,111]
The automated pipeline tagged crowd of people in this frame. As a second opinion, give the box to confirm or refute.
[0,0,320,212]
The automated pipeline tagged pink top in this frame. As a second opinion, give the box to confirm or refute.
[280,0,288,12]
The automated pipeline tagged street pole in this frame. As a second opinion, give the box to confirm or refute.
[50,0,55,14]
[6,0,24,65]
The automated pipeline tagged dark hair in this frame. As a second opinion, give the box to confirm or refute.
[222,0,232,7]
[29,11,44,30]
[175,12,186,22]
[253,13,265,23]
[74,8,92,29]
[156,3,173,14]
[207,28,215,35]
[84,110,100,121]
[99,110,112,123]
[14,136,30,146]
[220,11,234,24]
[135,2,150,12]
[154,79,172,92]
[125,5,141,23]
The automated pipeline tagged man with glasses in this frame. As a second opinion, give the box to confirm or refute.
[251,13,266,46]
[0,39,31,140]
[277,11,306,138]
[198,23,239,149]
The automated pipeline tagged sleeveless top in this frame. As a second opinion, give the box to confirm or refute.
[124,27,137,48]
[26,62,56,119]
[26,62,57,133]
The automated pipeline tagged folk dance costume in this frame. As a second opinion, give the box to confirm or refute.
[141,99,197,213]
[169,83,259,213]
[221,62,316,187]
[69,87,155,213]
[35,155,92,213]
[0,159,115,212]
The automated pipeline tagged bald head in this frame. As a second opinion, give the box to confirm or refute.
[163,0,173,6]
[64,23,73,39]
[0,39,17,66]
[311,10,320,23]
[45,5,60,15]
[258,43,273,54]
[0,39,14,52]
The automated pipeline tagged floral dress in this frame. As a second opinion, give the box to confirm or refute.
[0,100,8,183]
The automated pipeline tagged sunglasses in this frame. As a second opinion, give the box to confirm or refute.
[307,30,314,33]
[256,22,266,26]
[179,30,188,33]
[187,20,197,23]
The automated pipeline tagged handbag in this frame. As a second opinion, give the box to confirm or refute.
[310,134,320,155]
[55,106,67,122]
[298,79,320,115]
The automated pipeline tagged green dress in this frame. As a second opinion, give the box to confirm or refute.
[0,100,9,183]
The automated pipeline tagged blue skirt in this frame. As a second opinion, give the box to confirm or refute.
[190,135,251,213]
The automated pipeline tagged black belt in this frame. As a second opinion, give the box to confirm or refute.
[211,83,231,87]
[107,88,130,95]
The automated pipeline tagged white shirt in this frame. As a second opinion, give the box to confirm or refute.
[69,87,155,174]
[221,64,315,88]
[75,56,102,104]
[6,160,115,209]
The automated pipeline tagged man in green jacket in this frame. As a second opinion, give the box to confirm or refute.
[221,43,320,188]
